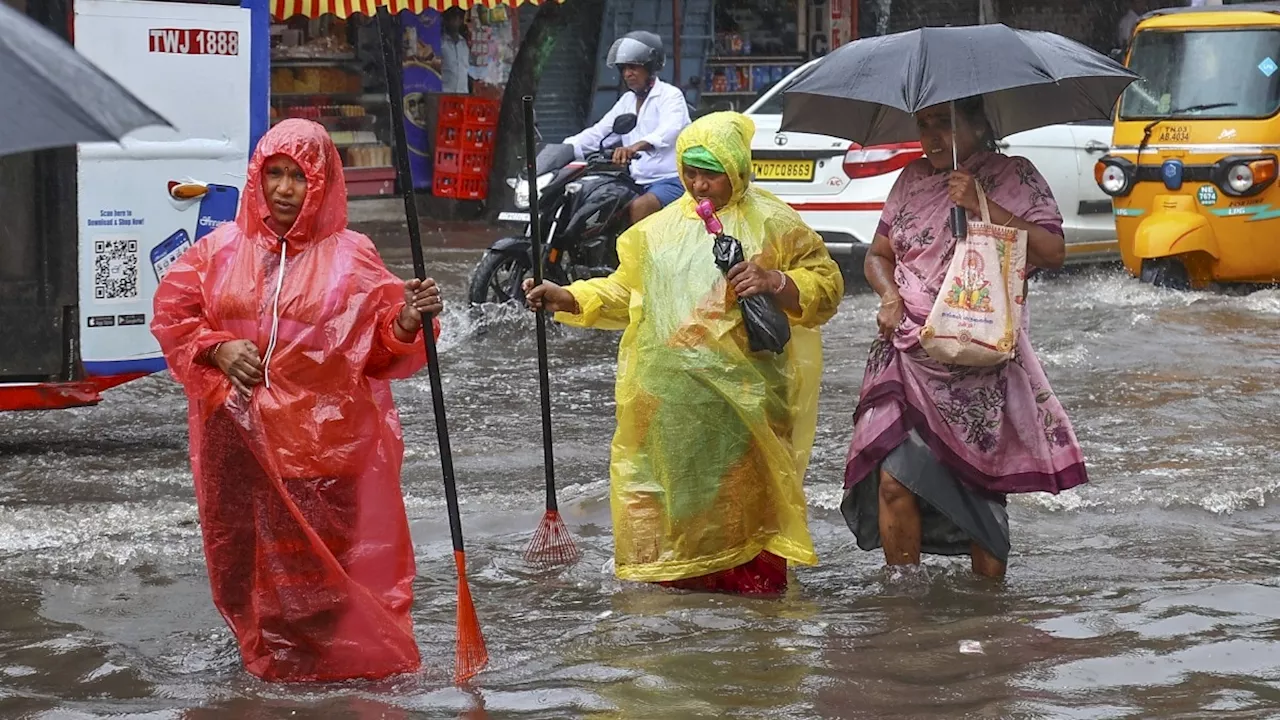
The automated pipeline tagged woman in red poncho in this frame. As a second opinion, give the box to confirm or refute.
[151,119,441,683]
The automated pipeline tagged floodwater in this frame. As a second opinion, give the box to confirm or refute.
[3,249,1280,719]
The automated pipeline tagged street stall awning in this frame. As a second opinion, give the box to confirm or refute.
[270,0,563,21]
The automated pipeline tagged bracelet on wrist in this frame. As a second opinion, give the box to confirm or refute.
[395,313,420,335]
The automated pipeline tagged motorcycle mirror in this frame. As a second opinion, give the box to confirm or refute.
[612,113,638,135]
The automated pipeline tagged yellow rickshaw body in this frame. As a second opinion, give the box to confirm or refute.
[1109,6,1280,287]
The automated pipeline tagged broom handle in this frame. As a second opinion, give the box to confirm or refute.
[522,96,558,513]
[377,9,465,552]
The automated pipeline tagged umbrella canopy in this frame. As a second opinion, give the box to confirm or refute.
[780,24,1138,146]
[271,0,562,21]
[0,2,170,157]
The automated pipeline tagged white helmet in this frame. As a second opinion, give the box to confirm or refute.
[606,31,665,73]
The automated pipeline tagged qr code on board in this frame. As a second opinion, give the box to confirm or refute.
[93,238,139,301]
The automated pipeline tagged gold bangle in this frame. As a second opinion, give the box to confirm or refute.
[880,296,902,308]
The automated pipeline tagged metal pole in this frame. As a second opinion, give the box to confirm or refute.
[673,0,682,86]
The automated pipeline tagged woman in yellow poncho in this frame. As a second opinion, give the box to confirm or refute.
[525,112,843,595]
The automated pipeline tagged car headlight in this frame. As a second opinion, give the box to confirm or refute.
[1214,155,1277,197]
[1094,158,1133,197]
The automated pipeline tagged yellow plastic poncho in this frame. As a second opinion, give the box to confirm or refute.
[556,111,844,582]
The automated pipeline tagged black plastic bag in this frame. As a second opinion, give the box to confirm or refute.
[710,232,791,354]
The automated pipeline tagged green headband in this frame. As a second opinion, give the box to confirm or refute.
[681,145,725,174]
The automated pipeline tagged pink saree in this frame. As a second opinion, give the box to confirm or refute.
[843,152,1088,557]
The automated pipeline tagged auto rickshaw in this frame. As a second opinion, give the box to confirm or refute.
[1096,3,1280,289]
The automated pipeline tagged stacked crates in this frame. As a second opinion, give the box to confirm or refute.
[433,96,498,200]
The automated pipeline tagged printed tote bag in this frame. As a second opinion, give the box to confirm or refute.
[919,184,1028,367]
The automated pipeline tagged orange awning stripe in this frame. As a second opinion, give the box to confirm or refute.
[270,0,563,20]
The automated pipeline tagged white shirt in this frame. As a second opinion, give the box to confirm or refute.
[441,34,470,94]
[563,78,691,185]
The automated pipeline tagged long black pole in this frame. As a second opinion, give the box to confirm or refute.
[376,9,464,553]
[521,96,558,513]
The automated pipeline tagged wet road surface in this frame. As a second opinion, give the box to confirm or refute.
[3,249,1280,719]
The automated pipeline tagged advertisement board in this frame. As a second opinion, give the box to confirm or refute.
[74,0,266,376]
[400,10,444,190]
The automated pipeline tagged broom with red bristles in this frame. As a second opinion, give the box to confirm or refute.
[376,9,487,683]
[521,95,581,567]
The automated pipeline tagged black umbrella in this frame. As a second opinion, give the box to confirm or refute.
[780,24,1138,147]
[0,2,169,156]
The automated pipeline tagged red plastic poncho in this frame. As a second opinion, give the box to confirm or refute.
[151,119,437,682]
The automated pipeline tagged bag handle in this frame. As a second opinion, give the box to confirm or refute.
[976,182,992,225]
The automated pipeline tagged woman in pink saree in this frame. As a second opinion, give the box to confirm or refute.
[843,96,1088,578]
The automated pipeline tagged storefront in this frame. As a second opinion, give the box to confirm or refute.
[267,1,545,201]
[270,15,398,196]
[699,0,855,112]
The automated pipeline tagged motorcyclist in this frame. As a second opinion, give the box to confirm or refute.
[564,31,691,226]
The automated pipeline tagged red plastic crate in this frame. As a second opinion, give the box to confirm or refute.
[463,123,496,151]
[458,175,488,200]
[433,172,459,198]
[464,98,499,127]
[436,125,462,150]
[460,150,492,178]
[434,148,461,175]
[439,95,467,124]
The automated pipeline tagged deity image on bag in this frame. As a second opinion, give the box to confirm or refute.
[943,245,994,313]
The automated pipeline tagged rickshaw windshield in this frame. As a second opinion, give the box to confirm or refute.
[1119,28,1280,120]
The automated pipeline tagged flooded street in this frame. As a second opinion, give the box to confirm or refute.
[4,249,1280,719]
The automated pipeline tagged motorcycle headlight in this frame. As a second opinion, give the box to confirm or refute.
[514,179,530,209]
[514,174,555,209]
[1094,158,1133,197]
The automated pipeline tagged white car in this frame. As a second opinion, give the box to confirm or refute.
[743,62,1120,278]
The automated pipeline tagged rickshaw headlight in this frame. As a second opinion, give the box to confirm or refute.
[1095,160,1130,196]
[1215,156,1277,197]
[1227,164,1255,194]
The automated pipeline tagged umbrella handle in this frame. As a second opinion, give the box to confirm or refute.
[951,206,968,240]
[950,101,967,240]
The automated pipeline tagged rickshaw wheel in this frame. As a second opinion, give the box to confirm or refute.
[1140,258,1190,291]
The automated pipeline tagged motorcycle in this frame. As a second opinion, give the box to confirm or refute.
[467,113,643,306]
